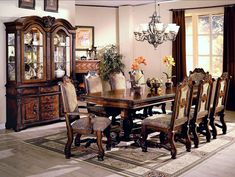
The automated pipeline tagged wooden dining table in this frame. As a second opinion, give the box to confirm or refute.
[81,86,176,140]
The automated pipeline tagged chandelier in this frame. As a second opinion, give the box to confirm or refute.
[134,0,180,49]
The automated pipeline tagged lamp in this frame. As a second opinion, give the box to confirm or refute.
[134,0,180,49]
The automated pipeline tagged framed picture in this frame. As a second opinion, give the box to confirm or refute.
[19,0,35,9]
[76,26,94,50]
[44,0,58,12]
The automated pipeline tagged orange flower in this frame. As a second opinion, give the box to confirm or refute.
[131,56,147,70]
[131,62,139,70]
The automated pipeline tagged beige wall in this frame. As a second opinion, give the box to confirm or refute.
[0,0,75,127]
[76,6,118,48]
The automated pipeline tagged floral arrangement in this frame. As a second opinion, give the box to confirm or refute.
[162,55,175,80]
[130,56,147,87]
[131,56,147,70]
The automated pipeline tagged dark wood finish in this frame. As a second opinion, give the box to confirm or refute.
[75,60,100,73]
[82,87,175,139]
[4,16,76,131]
[59,76,111,161]
[141,78,194,159]
[190,74,213,148]
[210,72,231,139]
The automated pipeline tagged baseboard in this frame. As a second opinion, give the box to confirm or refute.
[0,123,5,130]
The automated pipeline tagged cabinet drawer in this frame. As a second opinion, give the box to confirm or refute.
[40,85,59,93]
[22,98,39,123]
[21,88,38,95]
[40,95,59,120]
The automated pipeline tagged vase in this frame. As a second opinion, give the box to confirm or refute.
[129,69,144,88]
[55,67,65,78]
[165,79,173,89]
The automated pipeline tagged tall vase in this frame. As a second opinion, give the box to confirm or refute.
[165,78,173,89]
[129,69,144,88]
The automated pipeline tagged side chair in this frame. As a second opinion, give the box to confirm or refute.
[140,77,194,159]
[190,74,213,148]
[59,76,111,161]
[209,72,231,139]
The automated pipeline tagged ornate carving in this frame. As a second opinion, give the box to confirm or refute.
[42,16,55,28]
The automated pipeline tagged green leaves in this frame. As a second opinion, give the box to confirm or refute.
[99,45,125,81]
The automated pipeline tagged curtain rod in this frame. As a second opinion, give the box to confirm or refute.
[169,3,235,11]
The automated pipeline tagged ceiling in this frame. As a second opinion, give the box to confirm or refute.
[75,0,179,7]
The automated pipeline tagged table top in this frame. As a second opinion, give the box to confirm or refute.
[82,86,175,109]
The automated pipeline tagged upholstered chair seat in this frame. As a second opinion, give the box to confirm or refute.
[59,76,111,161]
[140,78,194,159]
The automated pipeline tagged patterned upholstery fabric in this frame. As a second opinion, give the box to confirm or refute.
[198,83,210,113]
[217,80,225,107]
[109,72,126,90]
[63,82,78,112]
[92,117,111,131]
[72,117,92,133]
[142,114,171,128]
[85,74,103,93]
[190,109,208,120]
[178,85,189,119]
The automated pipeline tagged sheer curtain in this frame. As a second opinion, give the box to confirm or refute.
[172,10,186,85]
[223,6,235,110]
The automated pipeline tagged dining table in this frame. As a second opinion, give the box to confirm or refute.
[81,86,176,140]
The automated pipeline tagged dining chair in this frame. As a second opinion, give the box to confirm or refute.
[109,71,127,90]
[140,77,194,159]
[190,74,213,148]
[59,76,111,161]
[209,72,231,139]
[189,68,210,105]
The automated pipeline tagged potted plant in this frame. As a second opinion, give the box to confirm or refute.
[98,44,125,84]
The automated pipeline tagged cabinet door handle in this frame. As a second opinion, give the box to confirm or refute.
[33,104,38,114]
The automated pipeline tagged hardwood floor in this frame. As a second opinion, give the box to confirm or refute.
[0,111,235,177]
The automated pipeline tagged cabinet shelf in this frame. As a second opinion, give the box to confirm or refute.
[5,15,76,131]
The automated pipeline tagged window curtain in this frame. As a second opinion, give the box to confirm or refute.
[223,6,235,110]
[172,10,186,85]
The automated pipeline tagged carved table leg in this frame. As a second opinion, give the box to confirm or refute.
[121,109,133,141]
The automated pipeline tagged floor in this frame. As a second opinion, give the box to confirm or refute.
[0,111,234,177]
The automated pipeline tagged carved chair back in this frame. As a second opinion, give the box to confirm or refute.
[192,74,213,121]
[189,68,209,86]
[109,72,127,90]
[84,71,103,93]
[170,77,194,130]
[211,72,230,114]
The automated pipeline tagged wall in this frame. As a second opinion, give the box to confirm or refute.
[0,0,75,126]
[76,6,118,48]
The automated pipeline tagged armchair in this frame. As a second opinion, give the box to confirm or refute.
[59,76,111,161]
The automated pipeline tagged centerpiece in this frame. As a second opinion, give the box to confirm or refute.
[162,55,175,88]
[130,56,147,89]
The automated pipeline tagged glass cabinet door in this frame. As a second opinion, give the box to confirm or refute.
[7,33,15,81]
[53,30,71,79]
[23,27,44,81]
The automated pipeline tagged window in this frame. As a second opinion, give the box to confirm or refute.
[185,10,224,77]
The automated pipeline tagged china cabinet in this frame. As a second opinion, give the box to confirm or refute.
[5,16,76,131]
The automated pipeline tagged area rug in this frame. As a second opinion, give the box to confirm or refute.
[25,123,235,177]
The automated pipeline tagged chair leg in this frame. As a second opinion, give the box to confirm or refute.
[96,130,104,161]
[141,125,148,152]
[65,130,74,159]
[210,115,217,139]
[191,122,199,148]
[168,131,177,159]
[74,134,81,147]
[185,124,191,152]
[204,117,211,142]
[104,126,111,151]
[161,103,166,114]
[220,112,227,134]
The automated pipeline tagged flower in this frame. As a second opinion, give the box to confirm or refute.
[162,55,175,67]
[162,55,176,80]
[131,56,147,70]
